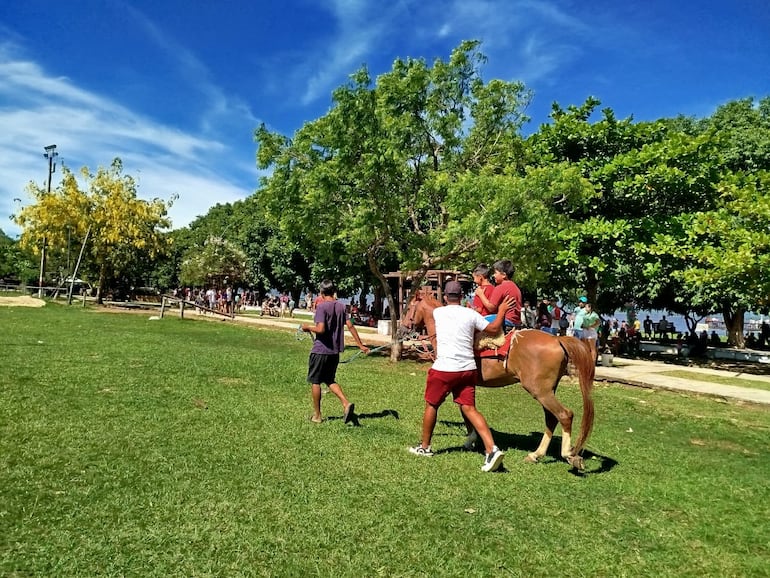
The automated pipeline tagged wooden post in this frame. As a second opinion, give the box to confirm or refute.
[160,296,166,318]
[180,300,185,319]
[67,226,91,305]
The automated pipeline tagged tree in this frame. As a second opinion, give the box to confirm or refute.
[14,159,174,302]
[163,196,318,300]
[527,98,740,331]
[256,42,586,356]
[528,100,678,307]
[647,98,770,346]
[179,236,249,288]
[0,231,37,284]
[554,96,770,348]
[651,171,770,346]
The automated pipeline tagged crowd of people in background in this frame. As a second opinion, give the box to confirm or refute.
[172,278,770,356]
[171,286,260,316]
[170,283,385,324]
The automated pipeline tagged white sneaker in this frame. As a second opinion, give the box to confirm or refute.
[481,446,504,472]
[409,445,434,457]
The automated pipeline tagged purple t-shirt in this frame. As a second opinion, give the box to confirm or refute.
[310,299,347,355]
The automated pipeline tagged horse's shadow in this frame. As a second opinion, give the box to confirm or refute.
[436,420,618,475]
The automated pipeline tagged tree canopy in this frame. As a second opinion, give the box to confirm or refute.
[254,41,597,353]
[14,158,174,301]
[11,42,769,350]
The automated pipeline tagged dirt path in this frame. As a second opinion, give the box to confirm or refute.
[0,295,46,307]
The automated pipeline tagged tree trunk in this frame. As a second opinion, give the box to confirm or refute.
[358,280,368,311]
[366,251,399,361]
[722,303,745,348]
[684,314,699,335]
[96,265,107,305]
[372,285,383,318]
[585,271,599,306]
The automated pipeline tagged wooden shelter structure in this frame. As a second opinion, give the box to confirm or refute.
[385,269,473,319]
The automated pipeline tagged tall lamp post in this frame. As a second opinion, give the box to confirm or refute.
[39,144,58,298]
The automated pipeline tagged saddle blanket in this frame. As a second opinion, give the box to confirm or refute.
[476,330,515,359]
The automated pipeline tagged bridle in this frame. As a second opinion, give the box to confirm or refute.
[398,296,423,338]
[397,297,437,362]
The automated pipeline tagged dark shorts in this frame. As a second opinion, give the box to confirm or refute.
[424,368,477,407]
[307,352,340,386]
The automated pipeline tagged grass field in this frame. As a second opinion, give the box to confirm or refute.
[659,370,770,393]
[2,303,769,577]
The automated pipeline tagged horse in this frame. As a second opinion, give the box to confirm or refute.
[400,292,595,470]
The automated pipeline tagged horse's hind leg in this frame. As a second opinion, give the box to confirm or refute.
[526,391,574,464]
[525,406,559,463]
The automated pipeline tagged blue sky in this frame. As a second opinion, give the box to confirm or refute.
[2,0,769,238]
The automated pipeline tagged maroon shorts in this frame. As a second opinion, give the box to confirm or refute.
[424,368,477,407]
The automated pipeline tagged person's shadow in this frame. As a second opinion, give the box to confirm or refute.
[357,409,400,421]
[329,409,400,427]
[436,420,618,476]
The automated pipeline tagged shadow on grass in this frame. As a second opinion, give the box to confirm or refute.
[327,408,400,426]
[435,420,618,476]
[358,409,400,420]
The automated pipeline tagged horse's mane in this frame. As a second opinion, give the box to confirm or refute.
[420,292,443,309]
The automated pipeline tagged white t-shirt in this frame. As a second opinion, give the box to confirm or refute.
[432,304,489,372]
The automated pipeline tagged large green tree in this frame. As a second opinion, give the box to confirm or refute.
[179,236,249,288]
[649,98,770,345]
[165,197,317,300]
[528,100,675,307]
[530,96,770,346]
[255,41,595,356]
[651,170,770,347]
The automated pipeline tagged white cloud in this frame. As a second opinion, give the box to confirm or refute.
[423,0,591,84]
[291,0,596,107]
[122,5,261,135]
[0,43,255,238]
[300,0,388,105]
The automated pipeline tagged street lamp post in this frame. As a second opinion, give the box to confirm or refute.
[39,144,58,298]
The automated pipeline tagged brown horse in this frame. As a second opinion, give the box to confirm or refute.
[400,292,595,470]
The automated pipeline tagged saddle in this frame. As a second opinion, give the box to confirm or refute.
[475,330,515,360]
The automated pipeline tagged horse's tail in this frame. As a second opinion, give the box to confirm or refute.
[558,336,595,455]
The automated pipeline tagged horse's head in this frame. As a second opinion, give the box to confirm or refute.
[397,295,422,338]
[397,289,440,338]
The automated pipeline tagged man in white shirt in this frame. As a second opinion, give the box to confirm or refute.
[409,281,513,472]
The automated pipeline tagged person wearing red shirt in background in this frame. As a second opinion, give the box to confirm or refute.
[471,263,495,316]
[475,259,522,331]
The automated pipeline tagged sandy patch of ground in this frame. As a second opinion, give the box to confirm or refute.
[0,295,46,307]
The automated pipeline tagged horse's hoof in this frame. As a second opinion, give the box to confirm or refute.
[567,455,585,471]
[524,453,539,464]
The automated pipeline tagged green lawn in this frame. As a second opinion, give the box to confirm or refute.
[660,370,770,393]
[2,304,769,577]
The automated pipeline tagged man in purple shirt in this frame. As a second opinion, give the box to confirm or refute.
[301,279,369,424]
